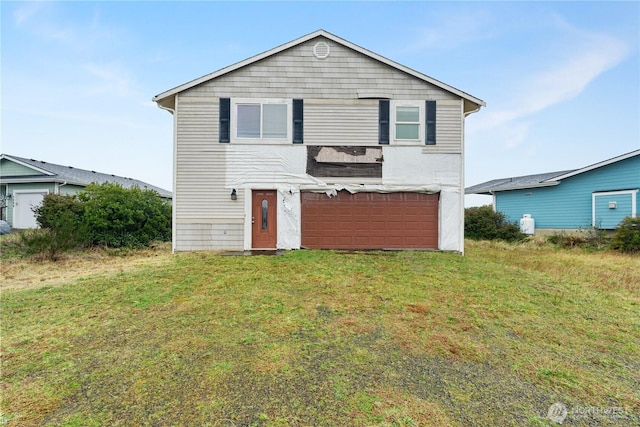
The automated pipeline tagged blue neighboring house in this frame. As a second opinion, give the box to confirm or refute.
[465,150,640,233]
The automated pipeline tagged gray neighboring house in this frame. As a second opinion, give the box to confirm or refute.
[0,154,172,229]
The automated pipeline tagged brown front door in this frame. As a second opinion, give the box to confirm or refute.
[252,190,277,249]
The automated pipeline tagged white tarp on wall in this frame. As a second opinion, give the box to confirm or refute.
[276,186,301,249]
[226,145,464,251]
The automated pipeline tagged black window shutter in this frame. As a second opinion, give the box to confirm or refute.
[379,100,390,145]
[292,99,304,144]
[219,98,230,143]
[425,100,436,145]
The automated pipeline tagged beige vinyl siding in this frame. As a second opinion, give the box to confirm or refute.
[427,99,463,154]
[174,147,231,218]
[174,95,244,251]
[304,99,463,151]
[184,37,458,101]
[175,97,218,145]
[305,100,378,145]
[175,221,243,251]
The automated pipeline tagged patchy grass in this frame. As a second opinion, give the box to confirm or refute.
[1,235,172,291]
[1,241,639,426]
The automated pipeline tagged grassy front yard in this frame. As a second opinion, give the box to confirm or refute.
[1,241,639,426]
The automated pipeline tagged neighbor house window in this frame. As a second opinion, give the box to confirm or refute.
[231,99,292,142]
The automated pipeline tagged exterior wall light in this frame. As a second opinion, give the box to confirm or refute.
[231,189,237,201]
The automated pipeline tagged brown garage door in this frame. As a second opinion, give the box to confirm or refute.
[301,191,439,249]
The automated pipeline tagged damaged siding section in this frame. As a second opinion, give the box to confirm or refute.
[307,146,383,178]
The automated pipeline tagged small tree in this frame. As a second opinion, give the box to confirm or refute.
[465,205,526,242]
[610,216,640,253]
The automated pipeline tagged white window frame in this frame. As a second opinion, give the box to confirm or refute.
[390,100,424,145]
[592,189,638,228]
[231,98,292,144]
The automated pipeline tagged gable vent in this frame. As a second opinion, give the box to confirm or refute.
[313,41,330,59]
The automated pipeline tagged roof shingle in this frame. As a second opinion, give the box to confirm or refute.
[1,154,172,198]
[465,170,575,195]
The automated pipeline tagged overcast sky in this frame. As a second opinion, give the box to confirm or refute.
[2,1,639,206]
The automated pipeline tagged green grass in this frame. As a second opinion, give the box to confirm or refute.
[2,241,639,426]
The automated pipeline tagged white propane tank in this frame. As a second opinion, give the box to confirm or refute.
[520,214,535,235]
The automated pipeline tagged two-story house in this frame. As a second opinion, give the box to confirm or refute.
[153,30,484,252]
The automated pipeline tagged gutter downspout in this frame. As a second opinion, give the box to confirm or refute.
[55,181,68,195]
[157,102,177,253]
[460,103,484,255]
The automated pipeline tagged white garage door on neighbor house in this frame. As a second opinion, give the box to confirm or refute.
[12,190,48,229]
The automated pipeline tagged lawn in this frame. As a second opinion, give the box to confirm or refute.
[1,241,639,426]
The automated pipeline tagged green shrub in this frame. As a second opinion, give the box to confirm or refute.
[27,195,89,259]
[25,183,171,258]
[78,182,171,247]
[610,216,640,253]
[20,210,89,261]
[465,205,526,242]
[34,194,85,229]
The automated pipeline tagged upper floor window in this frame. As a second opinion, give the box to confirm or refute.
[229,99,292,143]
[237,103,288,139]
[395,105,420,140]
[381,100,435,145]
[220,98,303,144]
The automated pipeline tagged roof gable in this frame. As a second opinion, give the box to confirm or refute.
[0,154,172,198]
[465,149,640,195]
[153,29,485,112]
[541,149,640,182]
[0,157,54,177]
